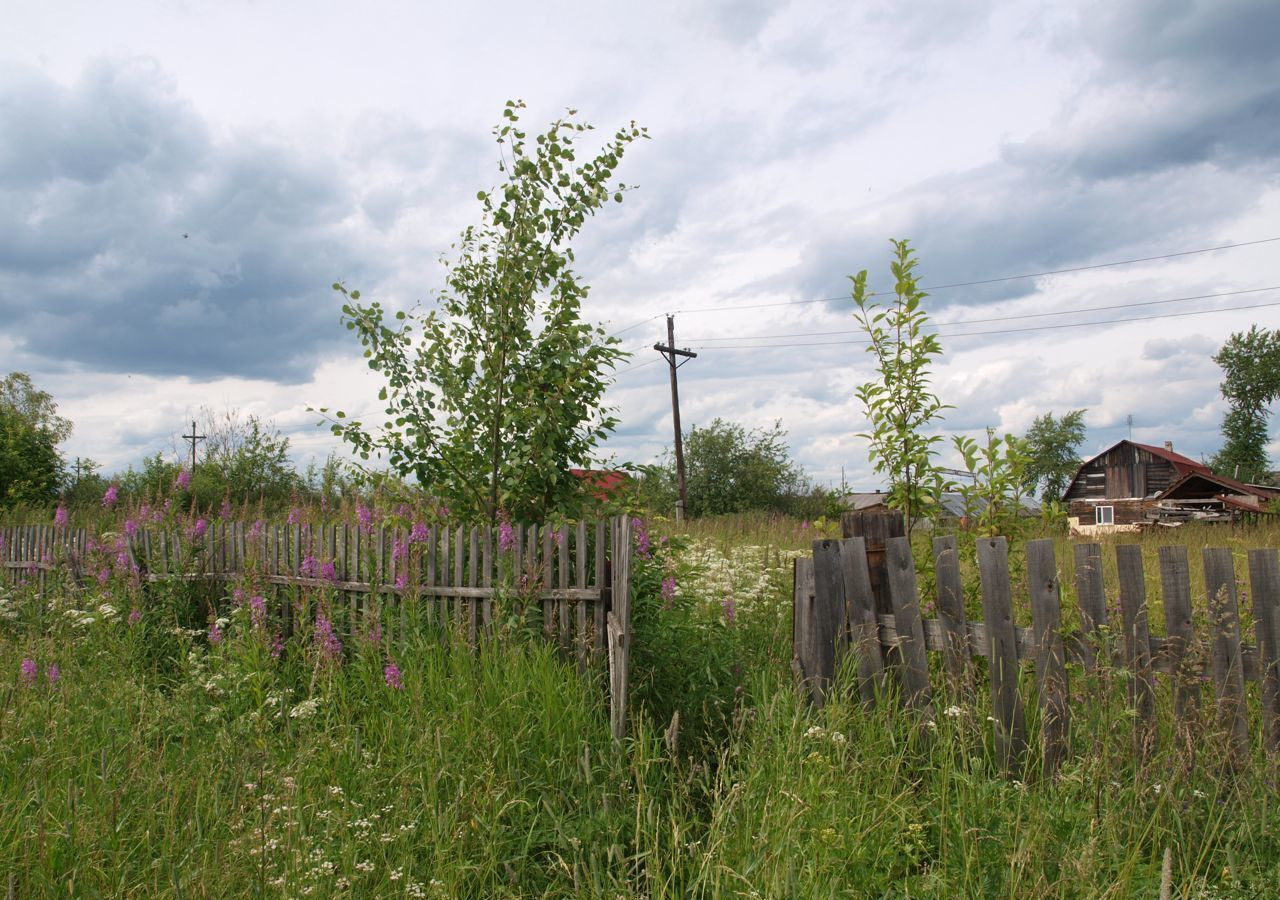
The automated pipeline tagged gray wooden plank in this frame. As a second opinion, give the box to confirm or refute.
[1247,548,1280,755]
[884,536,933,717]
[976,537,1028,775]
[1027,539,1069,779]
[1204,547,1249,766]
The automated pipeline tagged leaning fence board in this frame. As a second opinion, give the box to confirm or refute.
[1116,544,1157,759]
[1204,547,1249,765]
[1027,539,1069,779]
[885,536,933,717]
[1247,548,1280,754]
[1158,545,1200,722]
[609,517,632,740]
[976,537,1028,774]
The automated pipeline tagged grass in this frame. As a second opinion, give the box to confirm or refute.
[2,511,1279,896]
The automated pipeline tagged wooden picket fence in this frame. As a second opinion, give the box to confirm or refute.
[1,517,635,738]
[793,530,1280,776]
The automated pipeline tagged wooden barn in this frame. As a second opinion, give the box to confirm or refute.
[1063,440,1210,534]
[1063,440,1277,534]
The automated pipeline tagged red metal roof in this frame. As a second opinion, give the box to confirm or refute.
[1129,442,1212,476]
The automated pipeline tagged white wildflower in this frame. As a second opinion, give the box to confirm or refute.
[943,705,963,718]
[289,698,321,719]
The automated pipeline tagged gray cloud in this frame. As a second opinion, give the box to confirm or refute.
[0,59,383,382]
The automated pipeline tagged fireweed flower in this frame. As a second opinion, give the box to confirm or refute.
[321,560,338,583]
[287,506,302,525]
[96,568,110,586]
[392,537,408,563]
[20,658,38,687]
[102,484,120,508]
[315,615,343,661]
[249,519,265,539]
[394,573,409,591]
[54,505,68,527]
[208,622,224,644]
[45,664,59,685]
[721,595,737,625]
[300,554,319,578]
[220,498,232,520]
[128,608,142,625]
[175,468,191,490]
[632,518,651,559]
[498,514,516,552]
[661,576,677,605]
[410,521,429,543]
[125,518,140,538]
[384,662,404,690]
[250,595,267,627]
[188,519,208,541]
[357,503,374,534]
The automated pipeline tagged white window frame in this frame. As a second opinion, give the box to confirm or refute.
[1095,505,1115,526]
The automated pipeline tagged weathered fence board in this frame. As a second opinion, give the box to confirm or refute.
[1027,539,1069,778]
[885,536,933,717]
[977,537,1029,774]
[1116,544,1157,759]
[1204,547,1249,766]
[933,534,971,699]
[1247,548,1280,754]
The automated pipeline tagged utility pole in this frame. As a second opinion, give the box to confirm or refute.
[654,314,697,522]
[182,419,206,474]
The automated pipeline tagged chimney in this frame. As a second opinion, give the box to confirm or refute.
[1164,441,1173,453]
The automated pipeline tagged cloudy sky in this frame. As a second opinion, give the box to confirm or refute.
[3,0,1279,490]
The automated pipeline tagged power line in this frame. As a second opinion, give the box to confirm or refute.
[666,235,1280,315]
[684,285,1280,342]
[683,299,1280,351]
[611,357,664,378]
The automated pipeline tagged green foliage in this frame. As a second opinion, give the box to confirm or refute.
[190,408,300,510]
[1021,409,1087,502]
[641,418,815,518]
[0,372,69,509]
[952,428,1033,539]
[852,240,952,532]
[1212,325,1280,483]
[326,102,648,523]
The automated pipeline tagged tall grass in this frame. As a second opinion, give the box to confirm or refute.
[2,512,1278,896]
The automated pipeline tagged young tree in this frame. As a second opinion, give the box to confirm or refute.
[325,102,647,522]
[1021,409,1087,502]
[952,428,1032,538]
[643,418,807,517]
[852,240,951,533]
[0,372,70,508]
[1212,326,1280,483]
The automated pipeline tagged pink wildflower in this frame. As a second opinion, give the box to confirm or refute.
[188,519,208,541]
[270,633,284,659]
[54,504,68,527]
[722,595,736,625]
[249,595,267,627]
[124,518,139,538]
[392,537,408,563]
[287,507,302,525]
[220,498,232,520]
[394,573,409,591]
[661,576,677,605]
[410,521,429,543]
[128,608,142,625]
[320,560,338,583]
[102,484,119,508]
[208,622,223,645]
[384,662,404,690]
[315,615,343,661]
[632,518,651,558]
[357,503,374,534]
[45,664,59,685]
[96,568,110,586]
[300,554,318,578]
[248,519,265,539]
[175,468,191,490]
[498,517,517,552]
[20,658,38,687]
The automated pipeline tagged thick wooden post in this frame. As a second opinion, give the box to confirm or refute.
[808,539,848,705]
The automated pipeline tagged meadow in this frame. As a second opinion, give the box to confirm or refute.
[2,506,1279,897]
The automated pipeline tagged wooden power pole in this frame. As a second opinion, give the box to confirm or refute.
[654,315,697,521]
[182,419,206,474]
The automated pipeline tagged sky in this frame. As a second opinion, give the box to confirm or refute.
[3,0,1279,491]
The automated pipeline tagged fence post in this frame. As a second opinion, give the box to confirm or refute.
[1116,545,1157,760]
[1204,547,1249,767]
[792,556,823,704]
[1027,539,1069,779]
[839,537,885,706]
[976,537,1028,775]
[1247,548,1280,755]
[608,516,632,741]
[932,534,971,700]
[885,536,933,717]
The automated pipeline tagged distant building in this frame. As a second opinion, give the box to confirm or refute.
[1062,440,1278,535]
